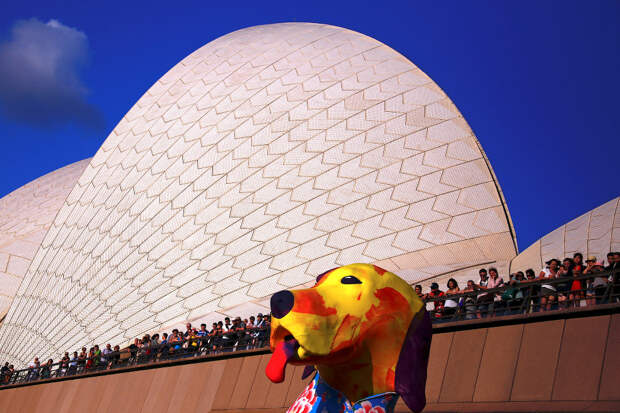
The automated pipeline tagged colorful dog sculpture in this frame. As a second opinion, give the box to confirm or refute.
[266,263,431,413]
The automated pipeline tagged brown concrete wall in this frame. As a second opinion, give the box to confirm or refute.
[419,313,620,412]
[1,314,619,413]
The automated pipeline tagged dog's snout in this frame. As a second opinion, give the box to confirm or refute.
[271,290,294,319]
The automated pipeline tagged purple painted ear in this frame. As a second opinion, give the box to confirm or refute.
[301,365,315,379]
[394,309,432,413]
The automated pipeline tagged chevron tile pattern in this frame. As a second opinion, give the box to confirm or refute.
[511,196,620,272]
[0,159,90,320]
[0,23,517,366]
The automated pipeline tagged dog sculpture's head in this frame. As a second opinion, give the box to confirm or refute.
[267,263,431,413]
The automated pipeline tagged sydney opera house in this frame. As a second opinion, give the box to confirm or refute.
[0,23,617,412]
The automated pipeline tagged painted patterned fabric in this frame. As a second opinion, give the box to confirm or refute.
[288,373,399,413]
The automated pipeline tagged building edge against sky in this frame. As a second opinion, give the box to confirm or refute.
[0,23,611,367]
[510,196,619,273]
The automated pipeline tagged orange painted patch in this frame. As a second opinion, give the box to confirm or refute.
[373,265,387,276]
[292,289,337,316]
[365,287,410,321]
[374,287,409,310]
[386,367,395,387]
[330,314,360,352]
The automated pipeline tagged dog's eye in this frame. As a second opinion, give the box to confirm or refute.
[341,275,362,284]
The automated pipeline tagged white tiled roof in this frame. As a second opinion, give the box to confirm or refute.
[0,23,516,365]
[0,159,90,321]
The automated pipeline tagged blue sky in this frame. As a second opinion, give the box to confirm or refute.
[0,0,618,251]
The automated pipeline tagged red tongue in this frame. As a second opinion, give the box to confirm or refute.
[266,339,298,383]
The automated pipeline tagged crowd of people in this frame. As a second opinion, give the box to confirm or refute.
[1,251,619,385]
[417,251,620,320]
[0,313,271,385]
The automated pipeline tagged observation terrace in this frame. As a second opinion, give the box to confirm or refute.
[0,271,619,412]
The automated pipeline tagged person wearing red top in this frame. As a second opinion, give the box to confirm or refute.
[85,348,94,371]
[427,282,445,318]
[569,253,586,306]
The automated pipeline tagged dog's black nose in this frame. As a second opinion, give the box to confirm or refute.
[271,290,294,319]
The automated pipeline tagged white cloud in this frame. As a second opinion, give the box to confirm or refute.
[0,18,104,129]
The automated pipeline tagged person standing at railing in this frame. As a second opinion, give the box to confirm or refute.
[85,348,95,371]
[101,344,112,367]
[196,324,208,354]
[78,347,88,373]
[568,255,586,307]
[427,282,445,318]
[140,334,152,361]
[218,321,227,351]
[250,314,261,347]
[573,253,585,273]
[261,315,271,347]
[170,329,183,355]
[251,314,265,348]
[40,359,53,379]
[208,322,222,352]
[27,357,40,381]
[223,317,232,332]
[128,338,140,364]
[254,313,265,330]
[539,259,560,311]
[3,364,14,384]
[68,351,78,375]
[93,345,102,369]
[1,362,8,383]
[233,317,248,350]
[605,252,620,302]
[245,317,257,349]
[605,252,618,271]
[476,268,503,317]
[184,323,193,339]
[221,318,236,352]
[414,285,423,298]
[110,345,121,369]
[475,268,491,318]
[461,280,477,320]
[524,269,540,311]
[487,268,505,316]
[157,333,169,360]
[188,328,201,355]
[584,258,606,304]
[231,317,242,349]
[443,279,460,318]
[149,334,161,361]
[502,272,526,314]
[59,352,69,376]
[556,258,574,308]
[1,364,11,384]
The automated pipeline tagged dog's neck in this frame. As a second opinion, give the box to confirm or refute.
[316,323,404,403]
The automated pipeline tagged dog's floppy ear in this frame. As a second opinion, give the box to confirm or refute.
[394,309,432,413]
[301,365,315,379]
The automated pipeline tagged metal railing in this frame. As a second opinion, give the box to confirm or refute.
[1,268,618,386]
[424,268,620,321]
[0,327,270,386]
